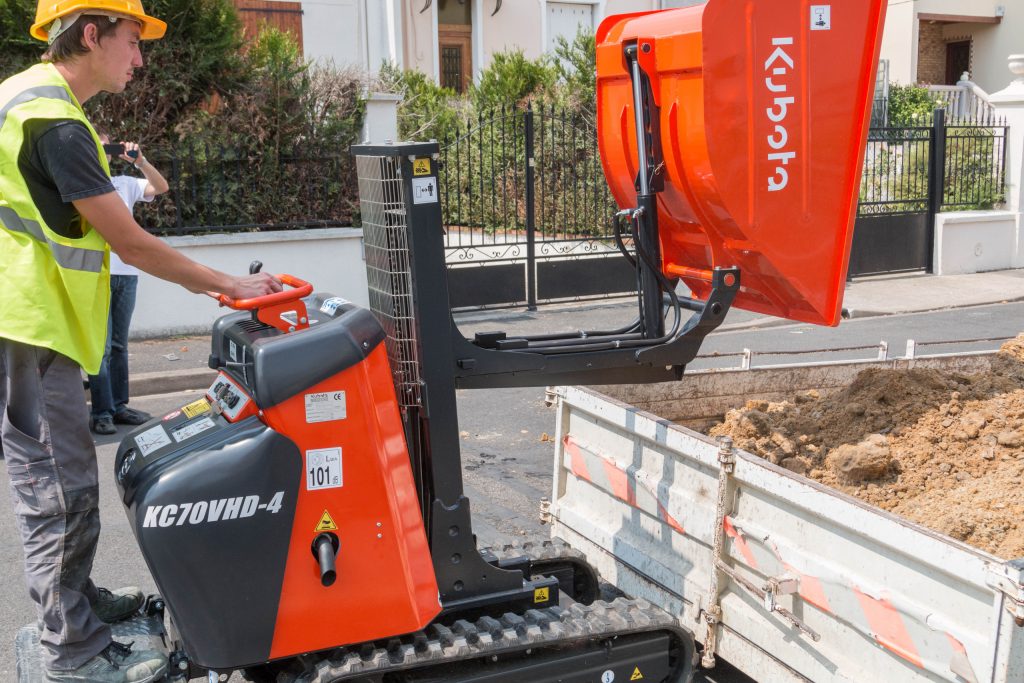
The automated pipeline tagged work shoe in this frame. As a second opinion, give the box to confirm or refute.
[92,586,144,623]
[45,640,167,683]
[91,417,117,435]
[113,408,152,425]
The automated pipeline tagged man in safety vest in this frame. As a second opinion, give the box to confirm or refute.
[0,1,281,681]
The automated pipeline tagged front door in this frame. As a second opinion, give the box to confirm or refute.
[438,0,472,93]
[945,40,970,84]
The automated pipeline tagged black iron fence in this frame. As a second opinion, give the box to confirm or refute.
[851,109,1008,277]
[858,110,1008,216]
[129,144,358,235]
[439,104,617,250]
[137,107,1007,238]
[438,104,630,309]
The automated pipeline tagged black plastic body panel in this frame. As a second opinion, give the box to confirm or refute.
[208,293,386,408]
[115,417,300,669]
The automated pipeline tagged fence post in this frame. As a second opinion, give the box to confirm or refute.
[926,107,946,273]
[172,155,183,234]
[525,104,537,311]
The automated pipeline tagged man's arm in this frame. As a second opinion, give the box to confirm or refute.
[73,192,280,299]
[120,141,168,198]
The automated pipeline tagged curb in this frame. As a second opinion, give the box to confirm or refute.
[132,368,214,397]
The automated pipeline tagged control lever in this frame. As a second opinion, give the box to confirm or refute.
[248,261,263,322]
[312,533,339,587]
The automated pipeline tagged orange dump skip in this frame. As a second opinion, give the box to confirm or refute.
[597,0,886,326]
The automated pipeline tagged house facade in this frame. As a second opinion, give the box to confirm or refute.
[880,0,1020,92]
[234,0,705,85]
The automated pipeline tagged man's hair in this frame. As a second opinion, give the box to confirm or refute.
[42,16,122,64]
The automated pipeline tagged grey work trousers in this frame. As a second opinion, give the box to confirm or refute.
[1,338,112,670]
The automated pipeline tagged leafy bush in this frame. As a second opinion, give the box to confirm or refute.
[138,28,366,232]
[0,0,41,74]
[887,83,943,126]
[469,49,557,112]
[85,0,247,145]
[551,27,596,115]
[377,61,463,142]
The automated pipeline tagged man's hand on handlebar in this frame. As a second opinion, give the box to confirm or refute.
[226,272,283,299]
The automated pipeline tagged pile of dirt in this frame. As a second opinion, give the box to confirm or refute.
[707,335,1024,558]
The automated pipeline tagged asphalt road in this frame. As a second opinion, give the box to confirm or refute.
[3,301,1020,681]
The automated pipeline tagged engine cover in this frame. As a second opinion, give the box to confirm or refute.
[115,295,440,670]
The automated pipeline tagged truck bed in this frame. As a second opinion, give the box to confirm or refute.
[549,359,1024,683]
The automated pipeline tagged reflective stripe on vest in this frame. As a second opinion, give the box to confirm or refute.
[0,205,104,272]
[0,85,72,129]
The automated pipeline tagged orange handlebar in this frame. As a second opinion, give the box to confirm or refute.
[217,274,313,310]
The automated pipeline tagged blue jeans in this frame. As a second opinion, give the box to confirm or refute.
[88,275,138,420]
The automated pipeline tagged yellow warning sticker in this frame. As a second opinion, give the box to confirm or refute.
[533,587,550,603]
[314,509,338,533]
[182,398,211,419]
[630,666,644,680]
[412,157,431,176]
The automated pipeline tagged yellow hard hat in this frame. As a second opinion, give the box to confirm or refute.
[31,0,167,43]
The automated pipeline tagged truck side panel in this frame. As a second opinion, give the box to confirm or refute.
[550,386,1023,683]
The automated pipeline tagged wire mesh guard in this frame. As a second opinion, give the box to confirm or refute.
[355,154,423,409]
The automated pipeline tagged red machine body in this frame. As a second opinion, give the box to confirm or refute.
[117,280,439,669]
[597,0,886,325]
[260,343,440,657]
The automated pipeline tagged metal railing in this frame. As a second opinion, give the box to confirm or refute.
[130,104,1005,236]
[858,109,1007,216]
[131,143,357,235]
[439,104,618,255]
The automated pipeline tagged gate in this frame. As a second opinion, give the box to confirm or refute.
[850,119,935,276]
[850,109,1007,278]
[440,105,635,309]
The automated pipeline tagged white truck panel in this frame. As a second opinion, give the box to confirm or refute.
[550,383,1024,683]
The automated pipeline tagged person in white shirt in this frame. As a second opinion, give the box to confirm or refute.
[88,134,169,435]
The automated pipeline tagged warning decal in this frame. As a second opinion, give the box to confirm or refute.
[412,158,431,176]
[533,587,550,603]
[314,509,338,532]
[171,416,216,443]
[630,666,644,680]
[135,424,172,456]
[182,398,211,419]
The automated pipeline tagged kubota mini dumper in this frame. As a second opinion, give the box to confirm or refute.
[14,1,886,681]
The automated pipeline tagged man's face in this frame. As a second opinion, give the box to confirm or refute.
[90,19,144,94]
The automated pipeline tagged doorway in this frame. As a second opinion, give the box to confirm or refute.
[945,40,970,84]
[438,0,472,93]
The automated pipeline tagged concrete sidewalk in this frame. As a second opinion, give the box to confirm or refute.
[125,268,1024,397]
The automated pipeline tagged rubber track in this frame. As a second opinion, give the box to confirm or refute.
[300,597,693,683]
[483,537,587,564]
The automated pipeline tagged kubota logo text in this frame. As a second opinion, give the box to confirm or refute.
[142,492,284,527]
[765,37,796,192]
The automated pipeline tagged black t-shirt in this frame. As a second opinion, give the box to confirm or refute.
[19,119,115,238]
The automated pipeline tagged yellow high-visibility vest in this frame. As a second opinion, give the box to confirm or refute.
[0,63,111,374]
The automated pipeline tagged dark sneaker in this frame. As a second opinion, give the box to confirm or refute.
[45,640,167,682]
[92,586,144,623]
[91,417,117,435]
[113,408,152,425]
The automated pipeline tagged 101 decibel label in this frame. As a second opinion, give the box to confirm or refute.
[306,447,343,490]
